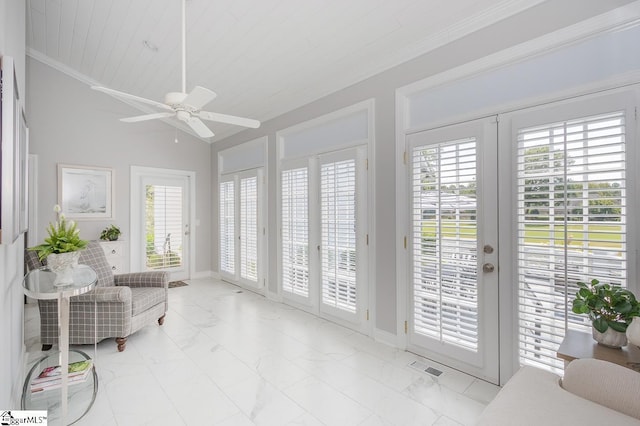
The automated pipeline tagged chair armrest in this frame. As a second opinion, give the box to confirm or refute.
[72,286,132,303]
[561,358,640,420]
[114,271,169,289]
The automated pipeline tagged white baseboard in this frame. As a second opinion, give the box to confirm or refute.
[373,327,400,348]
[190,270,216,280]
[265,289,282,303]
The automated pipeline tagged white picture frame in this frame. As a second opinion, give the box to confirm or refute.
[58,164,114,219]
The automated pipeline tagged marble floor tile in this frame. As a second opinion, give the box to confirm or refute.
[22,277,497,426]
[463,379,501,405]
[225,375,306,425]
[283,376,372,426]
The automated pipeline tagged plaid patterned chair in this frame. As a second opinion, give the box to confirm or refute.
[25,241,169,352]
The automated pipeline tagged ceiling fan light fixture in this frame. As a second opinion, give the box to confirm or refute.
[176,110,190,122]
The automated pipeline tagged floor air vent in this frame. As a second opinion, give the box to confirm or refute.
[409,360,443,377]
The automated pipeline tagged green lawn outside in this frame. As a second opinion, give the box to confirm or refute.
[523,223,623,249]
[419,221,623,250]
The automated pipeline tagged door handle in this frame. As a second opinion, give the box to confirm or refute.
[483,263,495,273]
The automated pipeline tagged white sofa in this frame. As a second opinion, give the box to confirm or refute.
[478,358,640,426]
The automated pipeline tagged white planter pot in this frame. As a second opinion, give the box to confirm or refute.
[626,317,640,348]
[592,325,627,348]
[47,251,81,285]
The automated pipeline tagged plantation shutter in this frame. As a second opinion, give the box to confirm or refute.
[411,139,479,350]
[516,111,627,373]
[281,167,310,298]
[219,179,235,275]
[240,176,258,282]
[145,184,184,270]
[321,158,357,313]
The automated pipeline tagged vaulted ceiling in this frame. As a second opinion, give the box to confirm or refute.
[26,0,543,141]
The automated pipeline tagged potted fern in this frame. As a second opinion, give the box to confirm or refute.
[28,205,88,285]
[571,278,640,348]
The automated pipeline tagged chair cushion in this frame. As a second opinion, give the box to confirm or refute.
[78,241,115,287]
[25,250,43,270]
[130,287,166,316]
[561,358,640,420]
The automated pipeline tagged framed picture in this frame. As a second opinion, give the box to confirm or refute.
[58,164,114,219]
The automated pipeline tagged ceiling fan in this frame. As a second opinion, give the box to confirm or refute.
[91,0,260,139]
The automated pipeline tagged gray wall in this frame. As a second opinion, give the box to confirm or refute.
[27,58,213,275]
[0,0,26,409]
[211,0,635,335]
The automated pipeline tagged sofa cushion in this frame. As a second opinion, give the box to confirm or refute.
[561,358,640,420]
[130,287,166,316]
[477,365,640,425]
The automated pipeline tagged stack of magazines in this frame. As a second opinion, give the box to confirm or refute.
[30,359,93,393]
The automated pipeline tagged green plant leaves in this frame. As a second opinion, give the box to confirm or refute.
[608,320,627,333]
[27,210,88,260]
[593,317,609,333]
[572,278,639,333]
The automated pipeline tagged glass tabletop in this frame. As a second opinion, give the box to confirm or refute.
[23,265,97,300]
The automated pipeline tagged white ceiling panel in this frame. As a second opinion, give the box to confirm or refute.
[26,0,546,142]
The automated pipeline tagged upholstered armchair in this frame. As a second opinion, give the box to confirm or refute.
[25,241,169,352]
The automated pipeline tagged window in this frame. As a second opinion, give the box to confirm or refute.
[240,176,258,282]
[279,147,368,328]
[517,111,627,372]
[145,184,184,270]
[219,179,235,275]
[321,158,357,313]
[411,138,479,350]
[219,170,263,288]
[281,166,310,298]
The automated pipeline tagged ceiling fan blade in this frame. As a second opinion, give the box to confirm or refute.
[182,86,217,110]
[186,118,214,138]
[120,112,176,123]
[92,86,173,111]
[197,110,261,129]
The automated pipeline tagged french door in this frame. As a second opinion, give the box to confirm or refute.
[511,93,635,375]
[131,168,192,281]
[406,118,499,383]
[280,146,368,330]
[219,169,264,291]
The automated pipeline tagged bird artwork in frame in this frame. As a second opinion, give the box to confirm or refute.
[58,164,114,220]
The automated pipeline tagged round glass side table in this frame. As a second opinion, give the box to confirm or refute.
[22,265,98,425]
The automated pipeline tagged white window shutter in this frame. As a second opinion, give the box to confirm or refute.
[220,180,235,275]
[281,167,310,297]
[145,184,184,270]
[411,139,479,350]
[240,176,258,282]
[321,158,357,313]
[517,111,627,372]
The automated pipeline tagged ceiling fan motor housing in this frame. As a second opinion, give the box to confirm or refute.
[165,92,188,107]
